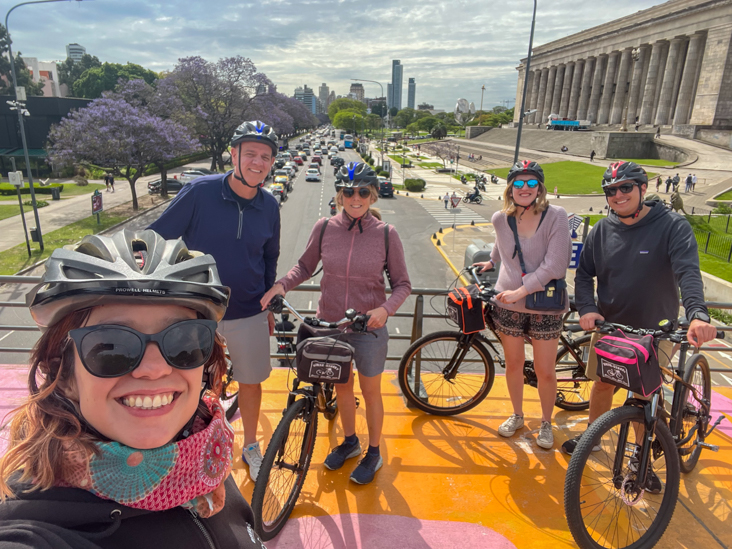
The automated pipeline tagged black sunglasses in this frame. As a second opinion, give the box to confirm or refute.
[603,182,638,197]
[68,319,218,378]
[342,187,371,199]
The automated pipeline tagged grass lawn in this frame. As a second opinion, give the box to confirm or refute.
[617,158,680,167]
[419,162,444,169]
[0,204,21,222]
[715,189,732,201]
[492,161,657,195]
[0,182,106,199]
[686,214,732,235]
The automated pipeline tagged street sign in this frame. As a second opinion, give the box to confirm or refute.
[92,190,103,214]
[16,87,26,101]
[569,242,584,269]
[383,160,391,174]
[8,171,24,188]
[450,196,461,208]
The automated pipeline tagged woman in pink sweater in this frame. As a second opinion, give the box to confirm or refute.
[261,162,411,484]
[474,160,571,450]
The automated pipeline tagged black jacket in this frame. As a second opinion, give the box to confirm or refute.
[0,475,265,549]
[574,201,708,328]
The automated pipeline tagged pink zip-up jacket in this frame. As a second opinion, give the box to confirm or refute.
[277,211,412,323]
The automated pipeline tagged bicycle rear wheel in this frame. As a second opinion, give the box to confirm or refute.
[677,354,711,474]
[555,335,594,411]
[251,398,318,541]
[564,405,680,549]
[398,331,494,415]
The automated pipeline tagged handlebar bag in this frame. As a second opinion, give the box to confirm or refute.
[295,323,354,384]
[447,285,485,334]
[594,329,661,396]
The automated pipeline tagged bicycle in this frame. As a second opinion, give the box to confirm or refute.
[398,266,601,415]
[250,295,369,541]
[563,319,726,549]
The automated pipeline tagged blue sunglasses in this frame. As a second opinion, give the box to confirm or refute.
[512,179,540,189]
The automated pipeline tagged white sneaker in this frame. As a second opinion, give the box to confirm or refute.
[242,441,264,482]
[498,414,524,437]
[536,421,554,449]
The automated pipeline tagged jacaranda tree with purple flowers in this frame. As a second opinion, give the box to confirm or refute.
[47,97,199,210]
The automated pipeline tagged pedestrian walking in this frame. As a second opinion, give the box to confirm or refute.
[656,126,661,139]
[685,174,693,193]
[692,174,697,191]
[149,120,281,483]
[103,173,111,192]
[656,175,662,192]
[665,176,673,193]
[108,173,114,193]
[673,173,681,191]
[634,122,640,132]
[590,150,596,162]
[443,192,450,209]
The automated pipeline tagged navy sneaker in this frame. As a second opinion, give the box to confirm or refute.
[350,452,383,485]
[324,438,361,471]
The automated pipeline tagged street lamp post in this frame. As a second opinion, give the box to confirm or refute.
[479,85,485,125]
[352,78,385,167]
[513,0,538,165]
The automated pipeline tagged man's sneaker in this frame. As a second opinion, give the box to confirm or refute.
[536,421,554,449]
[350,452,383,485]
[561,433,601,455]
[629,459,664,494]
[324,438,361,471]
[498,414,524,438]
[242,442,264,482]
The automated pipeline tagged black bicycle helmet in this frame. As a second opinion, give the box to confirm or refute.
[602,161,648,187]
[335,162,378,189]
[231,120,278,155]
[507,160,544,184]
[27,229,230,330]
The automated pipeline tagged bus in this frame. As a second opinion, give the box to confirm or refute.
[344,134,354,148]
[339,131,345,140]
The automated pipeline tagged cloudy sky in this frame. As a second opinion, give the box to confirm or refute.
[9,0,663,110]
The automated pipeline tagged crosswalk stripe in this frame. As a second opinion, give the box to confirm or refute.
[417,200,488,226]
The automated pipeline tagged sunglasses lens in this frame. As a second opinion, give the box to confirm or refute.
[79,328,142,377]
[527,179,539,188]
[342,188,354,197]
[359,188,371,198]
[619,183,635,193]
[162,322,214,369]
[512,181,525,189]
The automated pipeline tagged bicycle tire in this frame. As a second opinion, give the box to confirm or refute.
[398,331,495,416]
[323,384,338,421]
[564,405,680,549]
[220,381,239,422]
[554,335,594,411]
[251,398,318,541]
[677,354,711,474]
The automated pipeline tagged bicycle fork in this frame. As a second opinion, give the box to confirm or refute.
[442,334,476,382]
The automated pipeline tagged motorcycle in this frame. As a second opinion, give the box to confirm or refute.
[460,176,468,185]
[463,191,483,204]
[329,199,337,216]
[491,174,499,184]
[477,179,486,191]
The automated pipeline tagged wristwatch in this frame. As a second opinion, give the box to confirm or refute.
[689,310,711,323]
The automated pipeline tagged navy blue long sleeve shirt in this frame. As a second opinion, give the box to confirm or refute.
[149,172,280,320]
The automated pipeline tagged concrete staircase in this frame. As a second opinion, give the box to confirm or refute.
[472,127,597,157]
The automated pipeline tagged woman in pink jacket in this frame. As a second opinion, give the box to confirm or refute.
[261,162,411,485]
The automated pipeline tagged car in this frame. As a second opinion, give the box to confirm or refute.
[305,169,321,182]
[313,149,322,156]
[330,156,344,167]
[274,156,287,169]
[338,144,345,151]
[378,177,394,198]
[312,155,322,165]
[274,169,290,179]
[177,168,215,185]
[269,181,287,198]
[273,174,292,192]
[308,162,321,173]
[292,156,303,165]
[281,166,296,179]
[285,161,298,173]
[147,178,185,195]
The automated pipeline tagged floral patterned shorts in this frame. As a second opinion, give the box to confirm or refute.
[491,305,563,340]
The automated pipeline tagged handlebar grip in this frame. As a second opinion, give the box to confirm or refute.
[565,324,586,333]
[717,330,726,340]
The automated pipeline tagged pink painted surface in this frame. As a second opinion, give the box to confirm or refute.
[265,514,517,549]
[710,389,732,440]
[0,367,29,455]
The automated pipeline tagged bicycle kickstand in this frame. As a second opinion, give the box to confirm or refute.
[699,415,728,452]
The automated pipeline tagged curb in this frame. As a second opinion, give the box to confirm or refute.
[430,223,492,286]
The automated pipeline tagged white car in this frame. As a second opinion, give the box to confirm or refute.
[305,169,321,182]
[177,169,215,184]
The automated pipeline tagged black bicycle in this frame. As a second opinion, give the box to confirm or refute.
[250,296,369,541]
[563,319,726,549]
[398,266,599,415]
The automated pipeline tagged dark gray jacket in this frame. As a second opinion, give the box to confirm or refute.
[574,201,708,328]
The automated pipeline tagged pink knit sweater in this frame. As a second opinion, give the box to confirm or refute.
[490,204,572,314]
[277,211,412,323]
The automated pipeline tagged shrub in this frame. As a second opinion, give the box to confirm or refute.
[713,203,732,215]
[404,178,426,192]
[0,183,64,196]
[24,199,48,208]
[74,175,89,186]
[378,169,390,177]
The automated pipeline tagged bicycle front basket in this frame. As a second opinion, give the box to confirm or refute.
[295,323,354,384]
[594,329,661,396]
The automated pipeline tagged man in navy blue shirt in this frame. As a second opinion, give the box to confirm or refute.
[150,121,280,481]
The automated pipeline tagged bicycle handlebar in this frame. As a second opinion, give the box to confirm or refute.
[568,318,725,342]
[268,295,371,332]
[466,266,498,299]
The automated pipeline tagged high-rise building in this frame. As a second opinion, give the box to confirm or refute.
[407,78,416,110]
[65,43,86,63]
[328,90,336,107]
[318,83,329,107]
[294,85,317,114]
[256,83,267,95]
[387,84,393,110]
[22,57,61,97]
[390,60,403,110]
[349,83,365,102]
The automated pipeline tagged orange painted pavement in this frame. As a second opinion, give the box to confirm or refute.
[229,370,732,549]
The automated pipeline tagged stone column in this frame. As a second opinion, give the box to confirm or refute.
[673,34,704,125]
[610,48,633,124]
[550,64,565,115]
[513,64,525,124]
[639,41,665,124]
[542,66,557,123]
[587,54,607,122]
[528,69,541,123]
[597,51,620,124]
[626,46,648,126]
[567,59,584,119]
[669,39,688,119]
[690,23,732,125]
[535,67,549,125]
[559,62,575,118]
[654,37,684,125]
[576,57,595,120]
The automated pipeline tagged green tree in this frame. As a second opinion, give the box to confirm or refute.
[57,54,102,90]
[388,106,398,118]
[332,110,364,133]
[365,113,382,131]
[370,101,386,117]
[416,116,440,132]
[328,98,366,121]
[0,25,44,96]
[72,62,158,99]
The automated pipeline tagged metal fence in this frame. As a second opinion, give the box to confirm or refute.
[693,228,732,262]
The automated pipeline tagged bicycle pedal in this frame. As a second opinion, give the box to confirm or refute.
[698,442,719,452]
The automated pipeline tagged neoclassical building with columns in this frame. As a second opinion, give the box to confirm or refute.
[512,0,732,136]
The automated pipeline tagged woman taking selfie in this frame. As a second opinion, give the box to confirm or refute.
[0,230,265,548]
[474,161,571,449]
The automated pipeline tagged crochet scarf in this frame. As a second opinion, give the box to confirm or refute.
[58,395,234,518]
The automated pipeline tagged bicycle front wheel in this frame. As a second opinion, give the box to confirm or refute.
[398,331,495,415]
[564,405,680,549]
[677,354,711,474]
[251,398,318,541]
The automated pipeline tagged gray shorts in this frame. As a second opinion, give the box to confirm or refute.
[339,326,389,378]
[218,311,272,384]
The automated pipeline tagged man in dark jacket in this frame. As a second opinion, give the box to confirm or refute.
[563,161,716,456]
[149,121,280,482]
